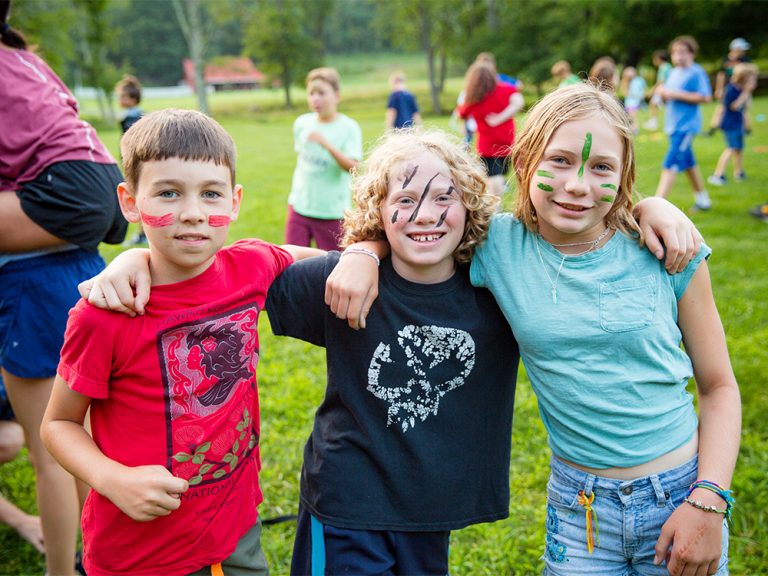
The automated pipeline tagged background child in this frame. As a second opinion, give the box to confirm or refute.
[115,74,147,246]
[654,35,713,212]
[707,38,752,137]
[644,50,672,131]
[621,65,647,133]
[115,74,144,134]
[286,67,362,250]
[385,70,421,129]
[41,109,317,576]
[78,129,520,576]
[708,63,759,186]
[551,60,581,89]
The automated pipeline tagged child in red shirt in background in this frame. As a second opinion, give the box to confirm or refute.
[41,109,319,576]
[457,61,524,197]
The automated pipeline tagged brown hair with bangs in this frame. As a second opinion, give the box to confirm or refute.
[342,128,498,264]
[120,108,236,191]
[511,82,642,243]
[306,67,341,93]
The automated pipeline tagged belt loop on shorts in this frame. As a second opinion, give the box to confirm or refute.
[577,474,599,554]
[650,475,666,507]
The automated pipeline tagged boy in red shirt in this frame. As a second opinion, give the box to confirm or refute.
[41,109,317,576]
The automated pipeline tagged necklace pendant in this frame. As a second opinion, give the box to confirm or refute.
[552,287,557,304]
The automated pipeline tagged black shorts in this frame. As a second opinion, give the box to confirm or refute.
[19,161,127,251]
[481,155,509,177]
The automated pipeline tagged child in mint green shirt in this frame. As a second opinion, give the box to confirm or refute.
[286,67,362,250]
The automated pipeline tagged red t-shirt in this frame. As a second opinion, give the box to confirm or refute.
[0,48,116,192]
[58,240,293,576]
[457,82,518,158]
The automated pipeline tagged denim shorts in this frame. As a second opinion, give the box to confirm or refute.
[723,129,744,151]
[0,249,104,379]
[663,131,697,171]
[543,455,729,575]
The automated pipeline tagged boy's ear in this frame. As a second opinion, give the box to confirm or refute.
[116,183,141,223]
[229,184,243,222]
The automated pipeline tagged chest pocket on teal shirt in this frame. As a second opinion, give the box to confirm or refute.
[599,275,657,332]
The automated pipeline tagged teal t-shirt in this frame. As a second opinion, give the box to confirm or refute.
[288,112,363,219]
[470,214,710,468]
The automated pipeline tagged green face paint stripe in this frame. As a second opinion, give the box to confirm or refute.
[600,195,614,203]
[577,132,592,179]
[536,170,555,178]
[537,183,554,192]
[600,183,618,191]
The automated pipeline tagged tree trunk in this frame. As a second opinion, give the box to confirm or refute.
[419,9,441,115]
[172,0,209,114]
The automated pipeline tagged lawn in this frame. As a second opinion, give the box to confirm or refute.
[1,57,767,574]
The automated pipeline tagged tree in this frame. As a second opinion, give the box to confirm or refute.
[242,0,326,108]
[172,0,210,114]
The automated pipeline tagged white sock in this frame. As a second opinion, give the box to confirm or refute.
[695,190,712,208]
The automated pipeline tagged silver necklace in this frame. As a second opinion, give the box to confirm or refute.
[534,227,613,304]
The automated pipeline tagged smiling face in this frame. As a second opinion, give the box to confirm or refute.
[382,151,467,284]
[529,116,623,247]
[306,79,339,120]
[118,158,242,285]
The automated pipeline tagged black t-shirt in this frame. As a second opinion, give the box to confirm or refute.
[266,252,519,531]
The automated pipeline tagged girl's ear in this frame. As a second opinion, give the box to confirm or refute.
[117,183,141,223]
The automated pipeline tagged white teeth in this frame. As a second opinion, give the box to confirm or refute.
[410,234,442,242]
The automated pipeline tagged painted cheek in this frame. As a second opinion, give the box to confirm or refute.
[391,209,399,224]
[140,211,175,227]
[436,207,449,228]
[536,169,555,192]
[599,183,618,203]
[207,215,231,227]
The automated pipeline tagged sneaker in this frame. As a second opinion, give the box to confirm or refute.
[707,175,726,186]
[748,203,768,222]
[734,171,746,182]
[643,118,658,131]
[123,232,148,246]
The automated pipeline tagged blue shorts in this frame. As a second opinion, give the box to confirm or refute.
[291,505,450,576]
[663,131,697,171]
[0,249,104,379]
[481,155,509,177]
[543,455,729,575]
[723,129,744,151]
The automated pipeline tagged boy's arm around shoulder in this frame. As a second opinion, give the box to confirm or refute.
[653,260,741,574]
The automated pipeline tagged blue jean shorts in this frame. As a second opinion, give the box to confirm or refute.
[0,249,104,379]
[543,455,729,575]
[663,131,697,171]
[723,129,744,151]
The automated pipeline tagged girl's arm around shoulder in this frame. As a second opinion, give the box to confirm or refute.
[654,260,741,574]
[41,376,189,523]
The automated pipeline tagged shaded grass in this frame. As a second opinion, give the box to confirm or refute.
[1,75,766,574]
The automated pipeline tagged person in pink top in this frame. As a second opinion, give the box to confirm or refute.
[0,2,126,573]
[457,61,524,197]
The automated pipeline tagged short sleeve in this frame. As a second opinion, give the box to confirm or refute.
[265,252,337,347]
[386,92,397,109]
[669,243,712,300]
[696,68,712,98]
[57,301,122,399]
[470,216,505,289]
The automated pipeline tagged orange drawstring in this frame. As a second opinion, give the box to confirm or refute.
[577,490,600,554]
[211,562,224,576]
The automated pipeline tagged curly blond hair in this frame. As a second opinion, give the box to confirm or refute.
[342,128,498,264]
[510,82,642,243]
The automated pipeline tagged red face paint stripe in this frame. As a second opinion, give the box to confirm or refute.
[140,212,175,227]
[208,215,230,227]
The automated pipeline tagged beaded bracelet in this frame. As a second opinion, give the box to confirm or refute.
[341,247,380,266]
[687,480,734,522]
[684,497,728,516]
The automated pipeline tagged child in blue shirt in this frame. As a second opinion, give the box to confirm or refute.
[654,36,713,212]
[708,63,758,186]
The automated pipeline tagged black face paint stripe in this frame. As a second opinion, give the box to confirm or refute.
[446,185,456,196]
[408,172,440,222]
[436,208,449,228]
[402,165,419,189]
[391,209,399,223]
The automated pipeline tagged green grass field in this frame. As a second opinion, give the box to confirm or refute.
[1,54,767,574]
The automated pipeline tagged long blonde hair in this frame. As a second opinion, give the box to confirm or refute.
[343,129,497,263]
[511,83,642,243]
